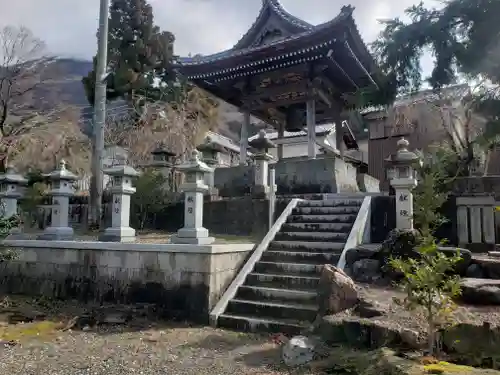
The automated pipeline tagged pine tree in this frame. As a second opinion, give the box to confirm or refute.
[82,0,178,107]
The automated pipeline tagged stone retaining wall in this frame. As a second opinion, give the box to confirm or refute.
[0,240,254,323]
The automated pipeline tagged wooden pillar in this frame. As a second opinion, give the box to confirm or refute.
[277,122,284,160]
[335,114,345,158]
[306,99,316,159]
[240,111,250,165]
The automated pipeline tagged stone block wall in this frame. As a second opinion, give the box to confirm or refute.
[154,197,271,239]
[0,241,253,323]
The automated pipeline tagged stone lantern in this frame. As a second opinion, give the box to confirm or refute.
[171,150,214,245]
[385,138,422,230]
[100,165,140,242]
[38,160,78,240]
[151,143,176,186]
[0,166,27,219]
[249,130,276,197]
[197,137,226,196]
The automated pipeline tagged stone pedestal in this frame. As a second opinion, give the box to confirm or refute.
[38,160,78,240]
[385,138,422,231]
[171,150,214,245]
[99,165,140,242]
[392,178,417,230]
[249,130,276,198]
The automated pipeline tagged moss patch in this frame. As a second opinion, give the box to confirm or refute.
[0,320,61,342]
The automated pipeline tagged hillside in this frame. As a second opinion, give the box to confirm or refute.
[42,58,260,142]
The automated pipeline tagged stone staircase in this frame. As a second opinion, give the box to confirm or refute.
[217,197,364,334]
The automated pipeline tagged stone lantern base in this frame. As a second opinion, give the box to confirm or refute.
[171,227,214,245]
[99,227,136,243]
[37,226,74,241]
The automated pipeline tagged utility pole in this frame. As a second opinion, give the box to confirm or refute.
[90,0,109,228]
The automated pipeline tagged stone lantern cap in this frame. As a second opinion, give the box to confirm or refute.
[0,166,27,185]
[177,150,214,173]
[151,142,176,157]
[43,160,78,181]
[384,138,421,166]
[196,136,226,154]
[102,165,140,177]
[249,130,276,151]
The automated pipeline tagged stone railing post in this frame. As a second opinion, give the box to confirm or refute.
[171,150,214,245]
[99,165,140,242]
[38,160,78,240]
[249,130,276,197]
[385,138,422,230]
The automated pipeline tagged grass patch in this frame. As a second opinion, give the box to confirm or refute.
[425,362,475,374]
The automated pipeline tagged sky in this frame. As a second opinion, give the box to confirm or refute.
[0,0,436,74]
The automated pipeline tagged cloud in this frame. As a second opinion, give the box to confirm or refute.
[0,0,435,60]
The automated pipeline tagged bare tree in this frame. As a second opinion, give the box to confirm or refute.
[0,25,59,172]
[104,86,219,167]
[12,106,91,174]
[383,83,496,176]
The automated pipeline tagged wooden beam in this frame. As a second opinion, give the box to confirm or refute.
[250,93,311,111]
[244,81,308,103]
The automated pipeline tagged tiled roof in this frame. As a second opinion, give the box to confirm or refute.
[247,124,334,141]
[205,131,240,153]
[178,5,355,66]
[360,84,470,115]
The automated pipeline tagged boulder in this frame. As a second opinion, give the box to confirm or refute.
[345,244,382,268]
[351,259,381,283]
[317,265,358,316]
[437,246,472,274]
[460,278,500,305]
[466,264,485,278]
[281,335,316,367]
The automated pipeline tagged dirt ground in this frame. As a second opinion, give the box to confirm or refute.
[0,296,314,375]
[18,230,257,244]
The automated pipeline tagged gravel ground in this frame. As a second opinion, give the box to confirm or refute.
[0,297,315,375]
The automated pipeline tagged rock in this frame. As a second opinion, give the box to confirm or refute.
[437,246,472,274]
[345,244,382,269]
[351,259,381,283]
[316,315,424,350]
[442,322,500,367]
[354,298,385,318]
[460,278,500,305]
[466,264,485,278]
[317,265,359,316]
[281,335,315,367]
[473,256,500,279]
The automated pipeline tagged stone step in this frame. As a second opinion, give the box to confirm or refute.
[269,241,345,252]
[260,250,340,264]
[254,261,323,276]
[287,214,357,223]
[297,199,363,207]
[245,272,320,291]
[281,222,353,233]
[217,313,307,335]
[293,206,360,215]
[235,285,317,305]
[274,232,348,242]
[226,299,317,322]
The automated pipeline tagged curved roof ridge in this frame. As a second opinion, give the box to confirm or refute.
[232,0,313,50]
[179,0,313,65]
[179,8,353,67]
